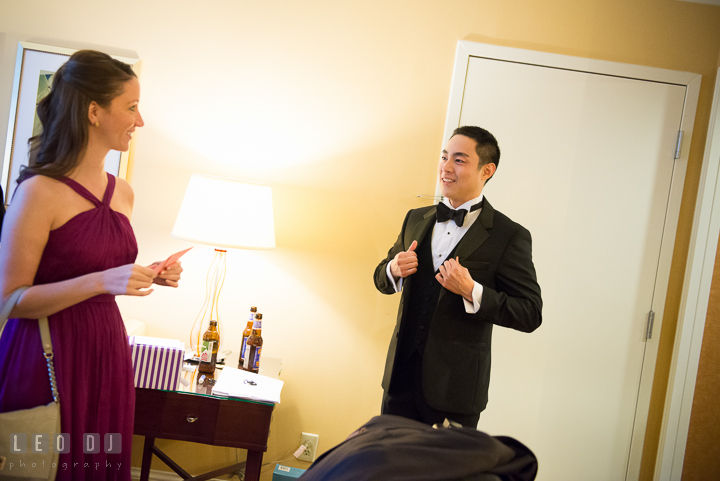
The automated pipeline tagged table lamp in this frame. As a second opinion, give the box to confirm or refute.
[171,173,276,356]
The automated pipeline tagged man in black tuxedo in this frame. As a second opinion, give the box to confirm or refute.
[374,126,542,427]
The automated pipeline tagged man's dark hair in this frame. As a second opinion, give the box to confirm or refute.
[451,126,500,176]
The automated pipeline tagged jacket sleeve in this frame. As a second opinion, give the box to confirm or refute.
[476,226,542,333]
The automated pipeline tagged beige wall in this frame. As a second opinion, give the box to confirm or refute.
[1,0,719,479]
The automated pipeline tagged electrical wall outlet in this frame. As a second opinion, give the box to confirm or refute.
[299,432,319,462]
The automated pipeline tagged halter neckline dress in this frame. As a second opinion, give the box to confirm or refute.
[0,173,136,480]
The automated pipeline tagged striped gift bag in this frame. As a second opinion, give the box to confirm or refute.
[129,336,185,390]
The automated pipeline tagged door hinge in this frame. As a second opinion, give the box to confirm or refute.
[646,310,655,340]
[674,131,684,160]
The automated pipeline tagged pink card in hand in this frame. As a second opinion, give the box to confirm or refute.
[152,247,192,273]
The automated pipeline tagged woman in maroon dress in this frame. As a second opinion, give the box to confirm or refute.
[0,50,181,480]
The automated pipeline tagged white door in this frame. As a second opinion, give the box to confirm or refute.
[442,42,700,480]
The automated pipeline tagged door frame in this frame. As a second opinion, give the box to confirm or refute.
[655,66,720,480]
[440,40,701,480]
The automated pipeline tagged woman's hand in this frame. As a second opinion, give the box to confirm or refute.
[148,261,183,288]
[103,264,157,296]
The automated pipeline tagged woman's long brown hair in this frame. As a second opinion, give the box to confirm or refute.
[18,50,136,185]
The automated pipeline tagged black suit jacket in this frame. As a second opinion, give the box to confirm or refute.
[299,414,538,481]
[374,198,542,415]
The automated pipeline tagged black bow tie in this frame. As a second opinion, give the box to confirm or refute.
[436,201,483,226]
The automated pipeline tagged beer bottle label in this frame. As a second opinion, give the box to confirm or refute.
[252,347,262,371]
[243,347,254,370]
[241,338,248,359]
[200,340,215,362]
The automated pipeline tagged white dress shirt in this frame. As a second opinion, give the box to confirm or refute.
[386,194,484,314]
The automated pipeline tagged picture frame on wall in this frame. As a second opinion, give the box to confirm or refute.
[1,42,140,205]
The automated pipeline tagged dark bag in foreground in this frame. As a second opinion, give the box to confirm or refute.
[299,415,537,481]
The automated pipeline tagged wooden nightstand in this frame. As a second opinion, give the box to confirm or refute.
[134,377,274,481]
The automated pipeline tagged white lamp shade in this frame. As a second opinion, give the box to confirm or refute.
[171,174,276,249]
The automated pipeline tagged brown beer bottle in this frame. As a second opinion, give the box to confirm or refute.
[242,313,263,374]
[199,320,220,374]
[239,306,257,369]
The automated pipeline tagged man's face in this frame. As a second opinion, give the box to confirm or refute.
[439,135,492,208]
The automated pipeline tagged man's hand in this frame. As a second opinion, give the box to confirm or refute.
[436,257,474,301]
[390,240,418,279]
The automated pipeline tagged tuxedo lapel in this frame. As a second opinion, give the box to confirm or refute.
[399,208,436,298]
[454,198,494,261]
[407,208,436,250]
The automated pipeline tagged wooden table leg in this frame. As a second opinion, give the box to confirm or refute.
[245,450,264,481]
[140,436,155,481]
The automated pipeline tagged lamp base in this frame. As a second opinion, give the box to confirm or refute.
[189,248,227,357]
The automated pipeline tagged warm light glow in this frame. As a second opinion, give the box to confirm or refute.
[171,174,276,249]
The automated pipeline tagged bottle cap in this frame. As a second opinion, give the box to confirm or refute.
[250,306,257,312]
[255,313,262,320]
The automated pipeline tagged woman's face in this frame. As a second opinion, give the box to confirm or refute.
[96,77,144,152]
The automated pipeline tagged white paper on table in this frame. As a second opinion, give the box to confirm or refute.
[212,367,284,404]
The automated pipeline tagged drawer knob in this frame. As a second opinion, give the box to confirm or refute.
[187,416,198,423]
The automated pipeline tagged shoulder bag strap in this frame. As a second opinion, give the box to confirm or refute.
[0,286,58,402]
[0,285,29,330]
[38,316,58,402]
